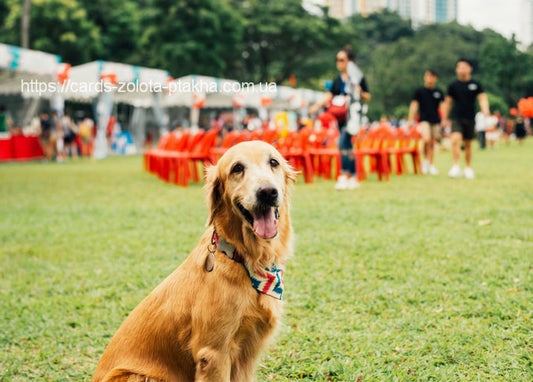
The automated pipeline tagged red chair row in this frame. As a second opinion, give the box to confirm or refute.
[145,127,322,186]
[274,127,315,183]
[144,128,220,187]
[143,125,421,186]
[354,126,422,181]
[307,128,342,181]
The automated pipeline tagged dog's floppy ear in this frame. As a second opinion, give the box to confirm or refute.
[283,160,298,184]
[205,165,223,226]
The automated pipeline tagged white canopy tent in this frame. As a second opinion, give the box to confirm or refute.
[243,84,325,125]
[163,75,242,108]
[0,42,68,125]
[162,75,326,128]
[61,60,170,158]
[0,42,64,95]
[244,84,324,110]
[163,74,248,129]
[64,61,170,107]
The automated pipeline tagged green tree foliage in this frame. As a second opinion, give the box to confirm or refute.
[0,0,9,27]
[136,0,244,77]
[0,0,102,64]
[486,92,509,115]
[234,0,333,84]
[344,9,414,68]
[478,32,533,105]
[78,0,140,64]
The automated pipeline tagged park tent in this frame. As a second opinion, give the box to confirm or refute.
[63,60,171,158]
[163,74,250,129]
[64,61,170,107]
[162,75,325,128]
[0,42,69,125]
[163,75,242,108]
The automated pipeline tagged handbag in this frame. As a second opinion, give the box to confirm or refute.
[327,95,349,123]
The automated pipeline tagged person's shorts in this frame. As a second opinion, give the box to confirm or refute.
[418,121,441,140]
[451,119,475,140]
[64,132,75,144]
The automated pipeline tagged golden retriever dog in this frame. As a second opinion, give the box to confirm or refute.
[92,141,296,382]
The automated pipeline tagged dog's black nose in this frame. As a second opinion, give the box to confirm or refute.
[257,185,279,206]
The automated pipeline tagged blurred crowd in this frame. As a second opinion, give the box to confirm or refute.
[35,111,96,162]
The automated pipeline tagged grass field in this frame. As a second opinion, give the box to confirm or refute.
[1,141,532,381]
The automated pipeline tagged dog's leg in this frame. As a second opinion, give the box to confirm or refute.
[194,346,231,382]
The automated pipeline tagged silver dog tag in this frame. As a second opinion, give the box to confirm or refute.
[205,252,215,272]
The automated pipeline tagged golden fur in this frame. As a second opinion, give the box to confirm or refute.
[92,141,296,382]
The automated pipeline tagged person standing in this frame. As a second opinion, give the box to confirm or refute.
[0,105,13,134]
[408,69,444,175]
[475,111,488,150]
[513,110,527,145]
[441,58,490,179]
[39,112,55,161]
[309,46,371,190]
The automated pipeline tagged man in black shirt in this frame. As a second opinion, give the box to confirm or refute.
[441,58,489,179]
[408,69,444,175]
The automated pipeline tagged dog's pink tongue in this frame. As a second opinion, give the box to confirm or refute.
[253,207,278,239]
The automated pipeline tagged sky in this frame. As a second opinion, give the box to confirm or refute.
[457,0,532,47]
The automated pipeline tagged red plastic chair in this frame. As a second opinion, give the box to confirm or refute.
[275,127,314,183]
[144,132,170,175]
[354,127,389,181]
[308,128,341,180]
[260,128,280,145]
[381,128,404,175]
[157,130,193,183]
[209,130,246,163]
[385,128,422,175]
[186,127,222,183]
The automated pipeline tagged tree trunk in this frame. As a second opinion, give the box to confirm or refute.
[21,0,31,48]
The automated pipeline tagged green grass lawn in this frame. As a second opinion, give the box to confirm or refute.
[1,142,532,381]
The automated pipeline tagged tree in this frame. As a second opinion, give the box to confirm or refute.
[136,0,244,78]
[234,0,332,85]
[344,9,414,68]
[0,0,102,64]
[486,92,508,115]
[478,33,532,106]
[78,0,141,64]
[0,0,10,37]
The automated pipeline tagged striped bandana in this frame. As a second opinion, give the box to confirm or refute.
[212,231,284,300]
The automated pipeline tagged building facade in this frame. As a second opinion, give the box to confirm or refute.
[323,0,457,26]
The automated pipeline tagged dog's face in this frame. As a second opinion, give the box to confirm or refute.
[206,141,296,240]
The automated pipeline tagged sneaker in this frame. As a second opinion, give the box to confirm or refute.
[448,165,462,178]
[429,165,439,175]
[335,175,349,190]
[347,177,360,190]
[421,160,429,175]
[464,167,475,179]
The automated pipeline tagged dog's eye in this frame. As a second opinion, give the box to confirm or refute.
[269,158,280,168]
[231,163,244,174]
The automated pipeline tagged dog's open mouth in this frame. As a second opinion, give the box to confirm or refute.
[237,202,279,240]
